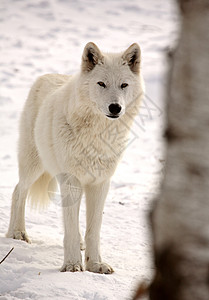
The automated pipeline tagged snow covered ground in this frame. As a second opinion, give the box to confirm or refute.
[0,0,179,299]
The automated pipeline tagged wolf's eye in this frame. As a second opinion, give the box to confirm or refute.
[121,83,128,89]
[97,81,106,88]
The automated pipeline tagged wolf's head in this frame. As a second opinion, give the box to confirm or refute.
[81,42,144,119]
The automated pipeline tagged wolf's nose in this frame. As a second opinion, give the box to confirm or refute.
[108,103,122,115]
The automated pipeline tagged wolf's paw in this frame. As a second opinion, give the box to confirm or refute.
[60,261,84,272]
[86,261,114,274]
[7,230,31,243]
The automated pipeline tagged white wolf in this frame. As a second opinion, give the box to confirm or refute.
[6,42,144,274]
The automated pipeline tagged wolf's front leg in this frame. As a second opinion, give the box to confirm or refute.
[85,179,114,274]
[59,174,83,272]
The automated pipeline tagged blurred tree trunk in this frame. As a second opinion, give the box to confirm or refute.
[148,0,209,299]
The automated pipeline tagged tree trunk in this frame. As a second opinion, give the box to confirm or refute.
[149,1,209,299]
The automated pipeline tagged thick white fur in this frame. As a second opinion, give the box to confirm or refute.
[6,42,145,273]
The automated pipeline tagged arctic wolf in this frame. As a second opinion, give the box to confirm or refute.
[7,42,144,273]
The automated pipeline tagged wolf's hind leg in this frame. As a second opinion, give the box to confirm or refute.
[6,183,31,243]
[6,154,44,243]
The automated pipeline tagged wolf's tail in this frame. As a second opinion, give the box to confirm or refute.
[28,172,57,210]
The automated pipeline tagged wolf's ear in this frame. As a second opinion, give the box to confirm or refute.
[82,42,103,72]
[122,43,141,74]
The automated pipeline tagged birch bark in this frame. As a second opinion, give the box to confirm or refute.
[149,1,209,299]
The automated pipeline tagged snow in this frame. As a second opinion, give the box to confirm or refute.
[0,0,178,299]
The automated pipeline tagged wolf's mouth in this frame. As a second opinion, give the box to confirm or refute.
[106,115,119,119]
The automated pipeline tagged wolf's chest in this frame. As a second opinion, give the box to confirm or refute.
[73,120,129,160]
[58,120,129,184]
